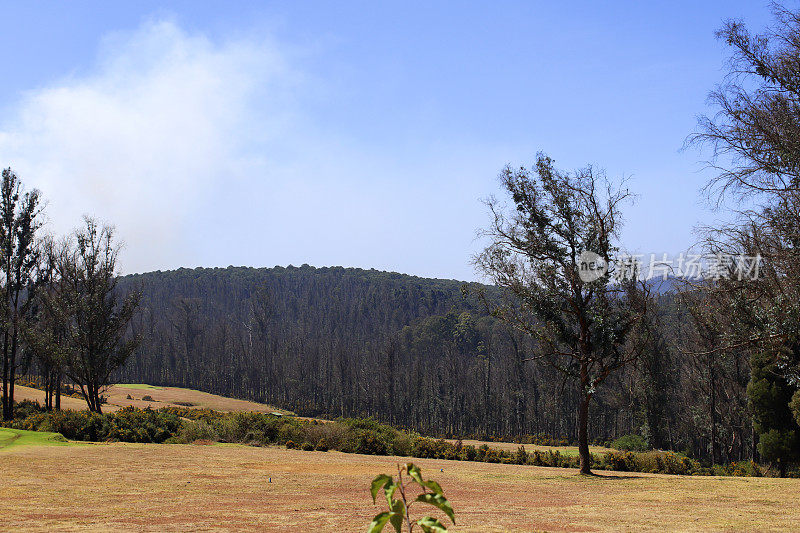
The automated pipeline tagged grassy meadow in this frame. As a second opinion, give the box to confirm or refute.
[1,441,799,532]
[4,383,797,531]
[0,428,75,451]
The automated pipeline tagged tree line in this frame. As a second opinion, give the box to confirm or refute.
[0,167,139,418]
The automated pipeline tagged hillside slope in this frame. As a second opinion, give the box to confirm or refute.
[115,265,479,419]
[15,384,292,415]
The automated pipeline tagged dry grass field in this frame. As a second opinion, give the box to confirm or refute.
[2,440,799,532]
[449,439,615,457]
[13,384,293,415]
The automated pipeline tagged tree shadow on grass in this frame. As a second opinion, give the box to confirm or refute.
[578,472,640,480]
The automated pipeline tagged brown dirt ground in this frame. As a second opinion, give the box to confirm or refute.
[2,442,799,532]
[13,384,292,414]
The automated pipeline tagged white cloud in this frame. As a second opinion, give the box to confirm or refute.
[0,19,296,273]
[0,18,506,281]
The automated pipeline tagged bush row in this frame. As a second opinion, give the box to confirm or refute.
[5,404,181,443]
[1,402,776,477]
[174,412,418,456]
[411,440,769,476]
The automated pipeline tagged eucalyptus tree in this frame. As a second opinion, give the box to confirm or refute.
[23,237,68,410]
[56,218,140,413]
[689,2,800,473]
[474,153,649,474]
[0,168,43,420]
[691,4,800,202]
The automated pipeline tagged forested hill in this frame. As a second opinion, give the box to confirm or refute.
[113,265,742,463]
[114,264,482,417]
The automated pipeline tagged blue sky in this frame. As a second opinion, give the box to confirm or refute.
[0,1,776,279]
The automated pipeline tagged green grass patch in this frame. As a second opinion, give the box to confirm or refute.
[0,428,73,451]
[114,384,163,390]
[508,445,610,457]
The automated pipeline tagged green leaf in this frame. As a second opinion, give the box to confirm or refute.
[389,500,406,532]
[416,493,455,524]
[417,516,448,533]
[384,480,399,507]
[371,474,392,504]
[405,462,444,495]
[406,463,424,485]
[367,512,391,533]
[421,479,443,496]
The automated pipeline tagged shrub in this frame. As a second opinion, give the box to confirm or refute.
[460,445,477,462]
[141,395,154,402]
[412,438,458,459]
[308,422,351,451]
[389,430,416,457]
[301,441,314,451]
[610,434,649,452]
[531,450,544,466]
[37,410,108,441]
[547,450,565,468]
[285,440,297,449]
[179,420,216,443]
[728,460,762,477]
[106,407,181,443]
[356,431,389,455]
[315,439,329,452]
[12,399,45,420]
[483,448,501,463]
[603,451,637,471]
[476,444,489,461]
[515,446,529,465]
[277,422,305,445]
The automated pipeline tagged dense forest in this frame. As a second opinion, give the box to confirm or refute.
[110,265,748,464]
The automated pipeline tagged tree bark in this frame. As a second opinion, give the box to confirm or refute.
[2,326,9,420]
[1,346,8,420]
[578,388,592,475]
[709,355,719,465]
[55,372,61,411]
[8,332,15,415]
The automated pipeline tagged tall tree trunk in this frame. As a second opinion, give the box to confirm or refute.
[7,362,14,416]
[55,372,61,411]
[2,327,9,420]
[94,388,103,414]
[8,325,16,416]
[45,372,52,410]
[709,356,718,465]
[1,352,7,420]
[509,333,527,434]
[484,353,491,436]
[577,392,592,474]
[578,361,592,475]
